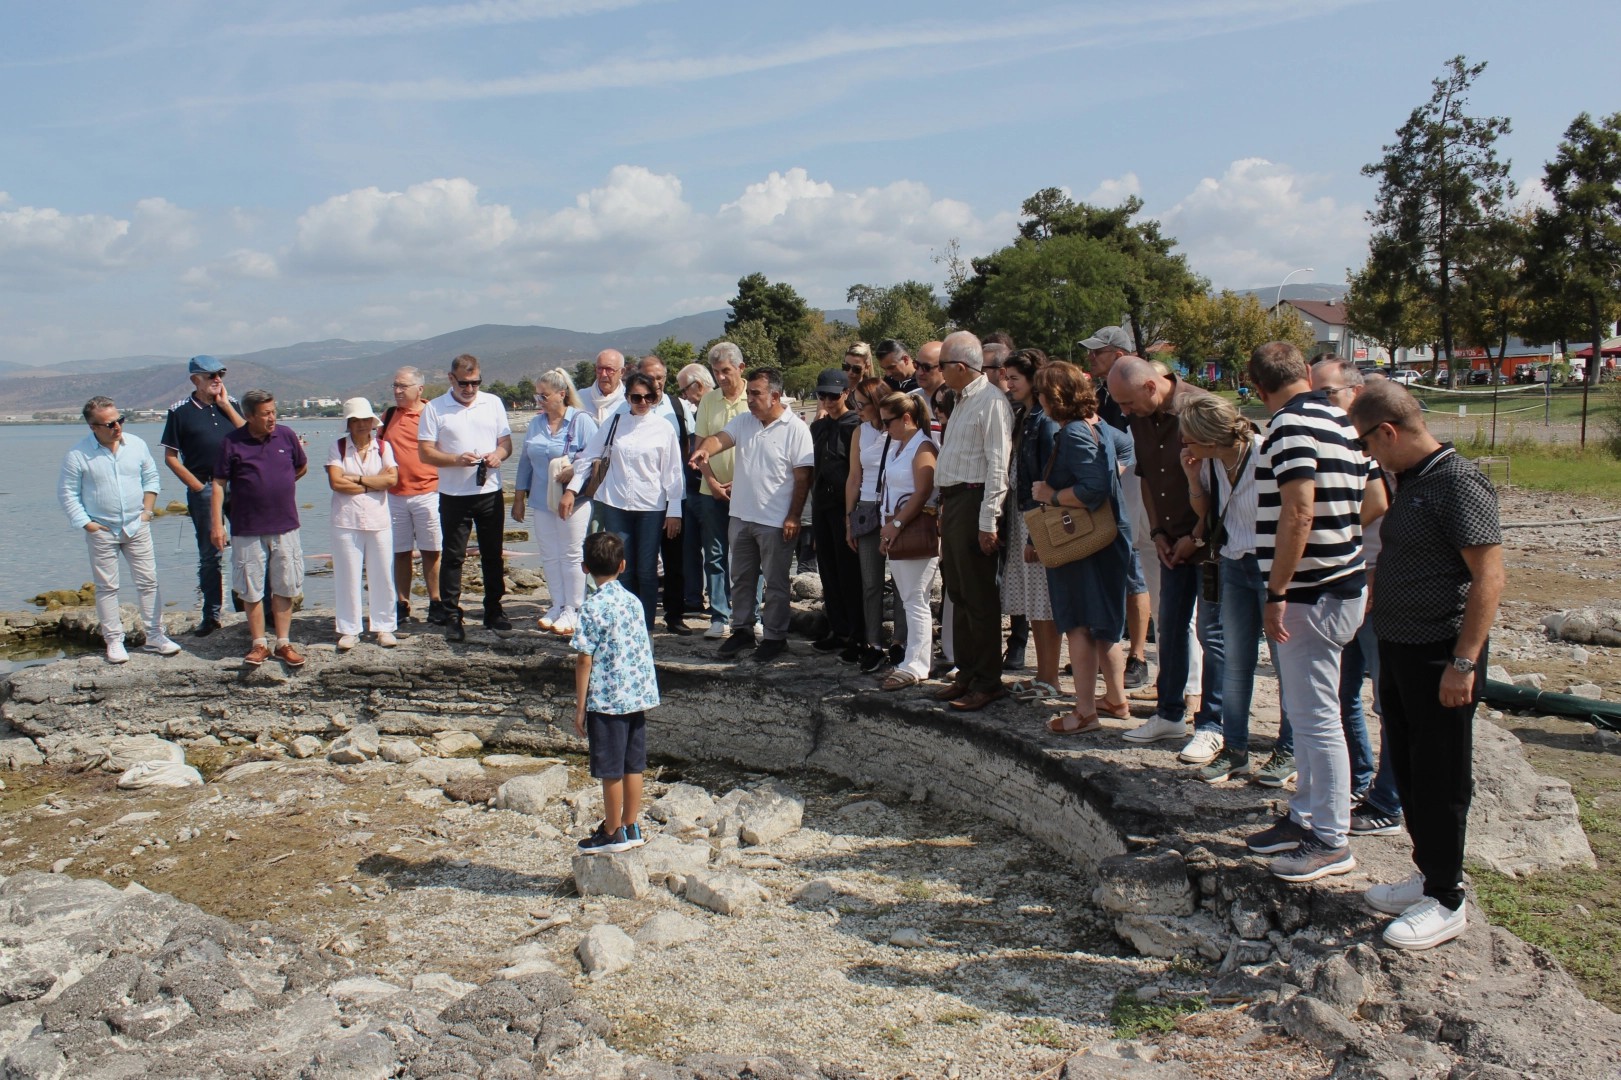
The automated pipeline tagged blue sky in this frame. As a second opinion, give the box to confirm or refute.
[1,0,1613,365]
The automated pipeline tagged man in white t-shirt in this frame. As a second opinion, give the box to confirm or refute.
[579,349,626,422]
[419,353,513,639]
[688,367,813,663]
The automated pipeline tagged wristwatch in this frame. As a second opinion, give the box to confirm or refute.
[1265,592,1287,604]
[1450,656,1476,674]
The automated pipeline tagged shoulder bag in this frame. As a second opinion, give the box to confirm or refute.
[880,436,938,560]
[848,431,890,538]
[1022,422,1118,569]
[573,414,619,503]
[1198,442,1252,602]
[545,413,581,514]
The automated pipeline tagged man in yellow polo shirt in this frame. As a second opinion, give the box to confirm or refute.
[695,342,750,639]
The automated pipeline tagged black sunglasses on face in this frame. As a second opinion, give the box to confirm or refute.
[1350,423,1385,453]
[455,378,482,388]
[843,364,864,372]
[627,393,654,404]
[91,416,125,429]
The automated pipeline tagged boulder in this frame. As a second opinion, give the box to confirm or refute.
[576,924,635,980]
[116,761,203,790]
[571,852,649,900]
[1566,683,1604,700]
[638,835,711,885]
[1276,994,1360,1053]
[683,870,769,915]
[432,730,482,756]
[410,973,476,998]
[789,573,823,601]
[1094,849,1195,917]
[494,766,569,816]
[288,735,323,759]
[736,781,804,846]
[648,783,715,824]
[377,739,423,764]
[1467,718,1595,875]
[1113,913,1227,961]
[633,912,706,950]
[328,976,405,1002]
[793,877,854,906]
[71,734,185,772]
[327,724,379,765]
[0,736,44,770]
[408,758,485,786]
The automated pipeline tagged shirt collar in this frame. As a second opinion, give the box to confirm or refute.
[1398,442,1456,483]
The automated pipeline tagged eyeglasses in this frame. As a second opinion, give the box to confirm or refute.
[914,362,938,372]
[627,393,655,404]
[1321,385,1351,396]
[391,382,420,390]
[91,416,125,430]
[455,378,481,388]
[982,363,1003,371]
[940,360,966,370]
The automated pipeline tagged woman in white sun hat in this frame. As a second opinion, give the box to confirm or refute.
[327,397,400,649]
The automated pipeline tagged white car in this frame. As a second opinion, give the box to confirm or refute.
[1388,369,1421,385]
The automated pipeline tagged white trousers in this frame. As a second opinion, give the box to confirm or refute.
[1127,479,1201,694]
[86,526,161,642]
[333,526,397,635]
[891,557,940,680]
[535,502,592,614]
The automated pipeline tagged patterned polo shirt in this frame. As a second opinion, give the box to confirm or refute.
[1372,445,1501,644]
[570,579,660,715]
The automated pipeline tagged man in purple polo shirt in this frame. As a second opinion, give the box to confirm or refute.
[211,389,309,669]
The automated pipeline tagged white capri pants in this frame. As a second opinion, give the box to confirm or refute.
[333,525,397,635]
[535,500,592,615]
[891,556,940,681]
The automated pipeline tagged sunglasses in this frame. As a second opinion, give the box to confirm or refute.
[915,362,938,372]
[1350,423,1385,453]
[91,416,125,430]
[880,414,903,424]
[627,393,655,404]
[455,378,482,388]
[843,364,865,372]
[201,371,226,380]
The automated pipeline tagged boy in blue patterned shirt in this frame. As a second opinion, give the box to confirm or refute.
[571,531,660,854]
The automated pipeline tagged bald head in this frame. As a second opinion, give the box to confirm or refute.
[1106,355,1169,417]
[594,349,625,395]
[916,339,944,392]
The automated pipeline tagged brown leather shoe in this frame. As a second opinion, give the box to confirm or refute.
[274,643,306,668]
[931,681,971,702]
[949,687,1009,712]
[243,643,271,667]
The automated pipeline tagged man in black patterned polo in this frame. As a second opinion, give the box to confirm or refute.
[1348,380,1503,951]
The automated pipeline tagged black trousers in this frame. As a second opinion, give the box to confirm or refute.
[811,498,864,643]
[941,487,1002,693]
[659,514,687,627]
[439,491,506,617]
[1377,636,1487,911]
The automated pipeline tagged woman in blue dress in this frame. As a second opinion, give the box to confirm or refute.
[1030,362,1132,734]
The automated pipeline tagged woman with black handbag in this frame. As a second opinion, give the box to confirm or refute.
[1030,363,1131,734]
[843,377,894,673]
[875,392,938,690]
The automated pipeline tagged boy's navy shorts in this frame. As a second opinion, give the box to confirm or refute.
[586,711,647,779]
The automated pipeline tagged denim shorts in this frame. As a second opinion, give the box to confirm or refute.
[587,711,647,779]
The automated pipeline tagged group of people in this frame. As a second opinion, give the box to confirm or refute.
[60,326,1502,953]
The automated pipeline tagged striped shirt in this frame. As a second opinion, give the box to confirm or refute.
[1255,390,1368,598]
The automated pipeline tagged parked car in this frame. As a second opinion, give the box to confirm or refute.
[1389,368,1421,385]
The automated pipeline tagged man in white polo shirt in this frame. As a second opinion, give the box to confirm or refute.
[688,367,813,663]
[419,353,512,640]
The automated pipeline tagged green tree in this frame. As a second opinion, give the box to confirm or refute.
[1361,56,1513,369]
[724,319,780,369]
[968,233,1134,358]
[1456,209,1533,378]
[571,360,596,389]
[1342,244,1440,374]
[513,378,536,407]
[651,336,697,370]
[726,272,815,364]
[1167,291,1316,388]
[846,280,946,348]
[1539,110,1621,445]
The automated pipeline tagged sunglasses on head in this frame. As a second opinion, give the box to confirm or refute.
[91,416,125,430]
[455,378,481,388]
[627,392,655,404]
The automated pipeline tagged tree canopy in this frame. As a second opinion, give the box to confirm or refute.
[846,280,945,350]
[725,272,816,366]
[1166,291,1315,387]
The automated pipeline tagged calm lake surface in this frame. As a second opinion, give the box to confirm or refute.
[0,418,539,622]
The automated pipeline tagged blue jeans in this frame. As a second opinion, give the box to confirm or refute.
[593,503,665,628]
[1157,560,1224,732]
[697,493,731,622]
[1218,554,1290,755]
[187,486,225,622]
[1278,606,1376,796]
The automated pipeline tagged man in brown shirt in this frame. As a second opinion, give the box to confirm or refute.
[1106,357,1226,763]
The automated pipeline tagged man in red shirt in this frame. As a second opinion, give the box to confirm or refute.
[381,366,444,624]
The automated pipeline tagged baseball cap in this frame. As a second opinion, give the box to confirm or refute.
[815,369,850,395]
[188,355,227,375]
[1079,326,1134,351]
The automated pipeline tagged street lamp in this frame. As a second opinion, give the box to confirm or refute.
[1274,267,1315,313]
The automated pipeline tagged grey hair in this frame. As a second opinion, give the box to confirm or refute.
[639,354,667,378]
[982,343,1010,366]
[746,366,784,394]
[677,362,714,392]
[707,341,744,369]
[394,365,423,386]
[941,330,983,371]
[1312,356,1364,387]
[242,389,275,415]
[537,367,582,409]
[83,395,116,422]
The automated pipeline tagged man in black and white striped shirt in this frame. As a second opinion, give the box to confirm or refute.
[1243,341,1375,885]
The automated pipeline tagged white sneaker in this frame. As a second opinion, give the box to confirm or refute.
[337,634,358,651]
[550,608,577,637]
[1178,728,1224,764]
[1382,896,1467,950]
[1364,872,1428,915]
[376,632,398,648]
[705,618,727,640]
[1121,715,1188,744]
[537,606,558,631]
[105,639,129,664]
[142,634,182,656]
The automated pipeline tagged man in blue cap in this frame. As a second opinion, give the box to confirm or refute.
[160,355,243,636]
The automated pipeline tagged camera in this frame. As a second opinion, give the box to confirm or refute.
[475,461,489,487]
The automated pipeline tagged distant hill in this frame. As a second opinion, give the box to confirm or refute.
[1231,282,1348,306]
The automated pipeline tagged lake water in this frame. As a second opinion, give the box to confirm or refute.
[0,418,539,620]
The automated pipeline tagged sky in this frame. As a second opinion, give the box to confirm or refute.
[1,0,1615,366]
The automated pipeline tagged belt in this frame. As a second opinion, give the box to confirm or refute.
[939,483,984,495]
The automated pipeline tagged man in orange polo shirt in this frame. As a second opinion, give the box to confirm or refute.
[381,366,444,624]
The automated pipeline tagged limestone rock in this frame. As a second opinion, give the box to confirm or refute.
[1094,849,1195,917]
[1276,994,1360,1052]
[1057,1048,1200,1079]
[1114,913,1227,961]
[409,973,476,998]
[736,781,804,846]
[494,765,569,816]
[77,734,186,772]
[1310,955,1367,1012]
[789,573,822,601]
[794,877,854,906]
[289,735,323,759]
[888,928,928,948]
[1467,718,1595,875]
[0,736,44,770]
[327,724,380,764]
[1508,672,1545,690]
[648,783,715,824]
[328,976,404,1002]
[116,761,203,790]
[432,730,482,756]
[1566,682,1604,700]
[684,870,768,915]
[377,738,423,764]
[408,758,484,786]
[576,924,635,980]
[482,753,544,767]
[301,1031,396,1080]
[571,851,649,900]
[634,912,706,950]
[638,835,711,885]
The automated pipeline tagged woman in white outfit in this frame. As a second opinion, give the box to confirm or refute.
[513,368,599,637]
[326,398,399,649]
[876,392,938,690]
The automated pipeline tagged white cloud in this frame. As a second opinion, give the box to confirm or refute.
[222,0,653,39]
[1156,158,1368,287]
[0,194,195,288]
[1513,175,1553,213]
[180,248,279,289]
[1086,173,1142,207]
[535,165,691,245]
[290,178,519,273]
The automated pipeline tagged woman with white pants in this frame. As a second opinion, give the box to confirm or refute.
[512,368,598,638]
[876,392,939,690]
[326,398,399,649]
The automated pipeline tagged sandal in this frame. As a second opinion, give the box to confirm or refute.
[882,671,920,692]
[1098,699,1132,720]
[1012,680,1060,703]
[1046,711,1102,736]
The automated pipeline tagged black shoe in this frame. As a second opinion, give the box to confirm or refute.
[193,618,222,638]
[839,643,863,664]
[1124,656,1150,689]
[445,613,466,643]
[811,635,844,653]
[717,629,756,660]
[484,611,513,632]
[887,643,904,667]
[754,638,787,662]
[1002,645,1027,670]
[665,621,694,636]
[858,645,886,673]
[397,600,411,624]
[426,600,448,626]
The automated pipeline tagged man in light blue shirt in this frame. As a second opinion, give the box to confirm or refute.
[58,396,181,663]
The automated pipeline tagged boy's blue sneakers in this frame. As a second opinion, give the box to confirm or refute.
[577,824,634,855]
[622,821,646,849]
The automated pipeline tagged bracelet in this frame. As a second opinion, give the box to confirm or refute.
[1266,591,1287,604]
